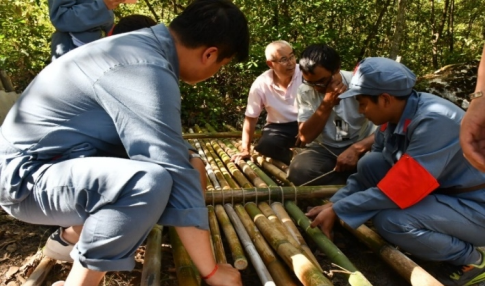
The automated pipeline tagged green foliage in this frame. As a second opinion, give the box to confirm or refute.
[1,0,484,128]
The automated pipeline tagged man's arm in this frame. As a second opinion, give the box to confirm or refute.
[335,133,375,172]
[230,116,258,162]
[460,44,485,172]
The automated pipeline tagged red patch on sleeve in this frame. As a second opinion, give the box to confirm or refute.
[380,123,388,132]
[403,119,411,132]
[377,154,439,209]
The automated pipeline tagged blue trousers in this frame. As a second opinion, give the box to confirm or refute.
[360,152,485,265]
[2,157,173,271]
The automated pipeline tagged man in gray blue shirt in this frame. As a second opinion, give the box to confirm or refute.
[0,0,249,285]
[307,57,485,286]
[288,44,375,186]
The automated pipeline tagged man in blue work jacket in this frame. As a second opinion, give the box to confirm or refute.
[0,0,249,285]
[306,57,485,286]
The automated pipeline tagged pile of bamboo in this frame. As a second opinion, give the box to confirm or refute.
[23,124,443,286]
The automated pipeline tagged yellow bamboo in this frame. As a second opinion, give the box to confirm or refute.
[22,257,56,286]
[198,138,231,190]
[265,157,289,173]
[208,206,227,264]
[182,131,263,139]
[210,139,253,188]
[214,205,248,270]
[169,227,201,286]
[245,202,333,286]
[141,225,163,286]
[203,139,240,189]
[253,154,294,186]
[223,123,239,132]
[258,202,323,273]
[187,129,221,190]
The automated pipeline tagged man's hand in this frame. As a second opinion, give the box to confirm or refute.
[205,263,242,286]
[460,96,485,172]
[322,78,347,107]
[305,202,337,240]
[103,0,122,10]
[335,145,359,172]
[295,133,306,148]
[230,150,251,163]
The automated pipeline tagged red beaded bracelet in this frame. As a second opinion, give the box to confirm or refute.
[202,264,219,280]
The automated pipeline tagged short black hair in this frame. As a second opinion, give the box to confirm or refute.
[299,44,341,74]
[112,14,157,35]
[169,0,249,63]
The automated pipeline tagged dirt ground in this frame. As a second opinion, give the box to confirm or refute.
[0,205,437,286]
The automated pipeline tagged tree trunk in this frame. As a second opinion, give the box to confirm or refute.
[358,0,392,62]
[389,0,407,60]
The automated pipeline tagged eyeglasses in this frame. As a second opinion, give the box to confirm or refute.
[302,75,333,89]
[273,53,296,65]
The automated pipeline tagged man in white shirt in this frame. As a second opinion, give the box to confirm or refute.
[231,40,302,165]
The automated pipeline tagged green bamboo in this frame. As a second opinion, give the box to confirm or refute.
[223,204,275,285]
[208,206,227,264]
[203,139,240,189]
[218,141,268,188]
[198,138,231,190]
[253,154,294,186]
[141,224,163,286]
[169,227,200,286]
[284,201,372,286]
[205,123,218,133]
[214,205,248,270]
[258,202,323,273]
[271,202,321,273]
[205,185,340,205]
[266,157,289,172]
[223,123,239,132]
[233,204,298,286]
[187,129,221,190]
[245,202,333,286]
[210,139,253,188]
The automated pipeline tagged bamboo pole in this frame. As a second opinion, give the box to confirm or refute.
[233,204,298,286]
[245,202,333,286]
[205,185,340,205]
[258,202,323,273]
[198,138,231,190]
[169,227,201,286]
[214,205,248,270]
[223,204,276,286]
[223,123,239,132]
[208,206,227,264]
[22,257,56,286]
[339,221,442,286]
[265,157,289,173]
[205,123,218,133]
[284,201,372,286]
[141,225,163,286]
[187,128,221,190]
[253,154,294,186]
[271,202,321,271]
[219,139,268,188]
[210,139,253,188]
[203,139,240,189]
[182,131,253,139]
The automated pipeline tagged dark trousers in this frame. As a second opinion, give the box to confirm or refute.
[254,121,298,165]
[287,144,355,186]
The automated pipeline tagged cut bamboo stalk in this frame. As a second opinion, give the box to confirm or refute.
[169,227,201,286]
[223,123,239,132]
[245,202,333,286]
[210,139,253,188]
[182,131,250,139]
[233,204,298,286]
[258,202,323,273]
[214,205,248,270]
[141,224,163,286]
[203,139,240,189]
[187,129,221,190]
[22,257,56,286]
[205,185,340,205]
[284,201,372,286]
[253,154,294,186]
[208,205,227,264]
[265,157,289,172]
[198,138,231,190]
[205,123,218,133]
[223,204,276,286]
[339,220,442,286]
[271,202,321,271]
[206,174,214,191]
[219,141,268,188]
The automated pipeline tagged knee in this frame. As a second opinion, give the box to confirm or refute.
[356,152,385,172]
[130,164,173,203]
[373,210,412,238]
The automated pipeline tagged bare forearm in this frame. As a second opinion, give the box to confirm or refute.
[476,44,485,92]
[175,226,217,276]
[241,117,257,152]
[299,103,333,143]
[351,134,375,156]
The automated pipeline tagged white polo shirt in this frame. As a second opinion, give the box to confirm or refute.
[244,65,302,124]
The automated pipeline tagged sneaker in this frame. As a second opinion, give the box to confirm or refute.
[43,228,74,263]
[438,249,485,286]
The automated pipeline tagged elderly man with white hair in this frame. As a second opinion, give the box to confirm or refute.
[231,40,302,165]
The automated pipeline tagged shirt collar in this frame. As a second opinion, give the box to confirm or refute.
[393,91,418,135]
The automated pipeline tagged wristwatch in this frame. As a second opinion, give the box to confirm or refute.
[469,91,483,101]
[190,153,202,159]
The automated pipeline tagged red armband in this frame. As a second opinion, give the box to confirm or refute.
[377,154,439,209]
[202,264,218,280]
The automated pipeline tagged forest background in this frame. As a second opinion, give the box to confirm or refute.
[1,0,484,129]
